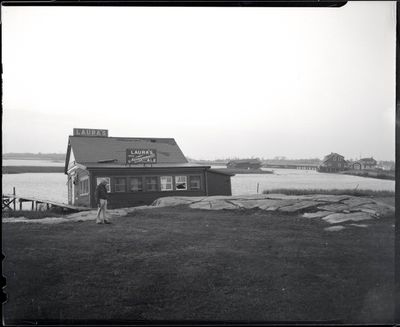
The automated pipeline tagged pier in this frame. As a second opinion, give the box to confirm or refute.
[263,164,318,170]
[2,188,90,213]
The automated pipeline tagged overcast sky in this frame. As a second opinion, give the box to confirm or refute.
[2,2,396,160]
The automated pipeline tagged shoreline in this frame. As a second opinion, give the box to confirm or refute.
[339,170,395,181]
[2,166,64,174]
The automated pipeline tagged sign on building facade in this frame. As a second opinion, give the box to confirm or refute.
[126,149,157,164]
[73,128,108,137]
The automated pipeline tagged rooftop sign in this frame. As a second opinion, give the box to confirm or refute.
[73,128,108,137]
[126,149,157,164]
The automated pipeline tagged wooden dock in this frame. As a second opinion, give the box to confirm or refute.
[2,193,90,213]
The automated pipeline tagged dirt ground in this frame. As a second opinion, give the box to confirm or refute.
[2,205,395,324]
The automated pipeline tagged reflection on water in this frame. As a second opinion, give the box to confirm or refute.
[2,169,395,205]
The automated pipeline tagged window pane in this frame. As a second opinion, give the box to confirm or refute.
[145,177,158,191]
[175,176,187,190]
[160,176,173,191]
[115,177,127,192]
[189,176,201,190]
[130,177,143,192]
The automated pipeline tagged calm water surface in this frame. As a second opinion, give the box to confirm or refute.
[2,168,394,205]
[3,159,64,166]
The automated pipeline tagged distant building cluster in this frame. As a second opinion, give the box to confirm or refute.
[227,159,262,170]
[317,153,392,173]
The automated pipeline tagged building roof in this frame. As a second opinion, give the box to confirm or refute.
[322,152,344,162]
[65,136,189,173]
[359,157,377,163]
[81,162,211,169]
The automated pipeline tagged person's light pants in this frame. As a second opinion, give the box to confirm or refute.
[96,199,107,221]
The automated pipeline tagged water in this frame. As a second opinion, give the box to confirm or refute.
[2,165,395,205]
[231,168,395,195]
[3,173,68,205]
[3,159,64,166]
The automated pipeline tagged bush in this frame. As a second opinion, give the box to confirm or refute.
[262,188,394,197]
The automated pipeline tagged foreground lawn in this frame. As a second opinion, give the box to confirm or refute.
[3,206,394,324]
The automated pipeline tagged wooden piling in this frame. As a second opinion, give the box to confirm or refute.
[13,187,16,211]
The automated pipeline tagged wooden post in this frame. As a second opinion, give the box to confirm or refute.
[257,183,260,194]
[19,199,22,211]
[13,187,16,211]
[32,201,34,211]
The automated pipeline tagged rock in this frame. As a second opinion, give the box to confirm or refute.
[313,195,350,203]
[152,196,202,207]
[279,201,320,212]
[356,202,394,217]
[349,223,369,228]
[324,225,346,232]
[228,199,270,209]
[257,199,291,211]
[322,212,374,224]
[342,197,374,207]
[189,201,213,210]
[302,211,333,218]
[316,203,351,212]
[263,194,311,201]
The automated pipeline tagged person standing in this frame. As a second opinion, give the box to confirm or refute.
[95,179,110,224]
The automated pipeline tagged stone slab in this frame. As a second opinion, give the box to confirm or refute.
[279,201,320,212]
[324,225,346,232]
[302,211,333,218]
[322,212,374,224]
[317,203,351,212]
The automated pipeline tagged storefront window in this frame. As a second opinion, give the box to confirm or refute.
[129,177,143,192]
[114,177,127,192]
[96,177,111,192]
[175,176,187,190]
[189,176,201,190]
[160,176,173,191]
[145,177,158,191]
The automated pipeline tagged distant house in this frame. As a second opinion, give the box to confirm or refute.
[227,159,262,170]
[317,153,346,173]
[351,157,377,170]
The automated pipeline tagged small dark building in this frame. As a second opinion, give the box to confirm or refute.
[65,129,234,208]
[227,159,262,170]
[317,152,346,172]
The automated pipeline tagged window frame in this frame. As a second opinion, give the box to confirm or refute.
[79,176,89,196]
[160,176,174,191]
[114,177,127,193]
[145,176,159,192]
[189,175,201,191]
[129,176,144,192]
[175,175,188,191]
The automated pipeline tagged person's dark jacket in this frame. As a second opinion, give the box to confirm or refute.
[95,183,108,204]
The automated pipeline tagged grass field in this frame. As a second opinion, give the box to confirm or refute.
[3,205,394,324]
